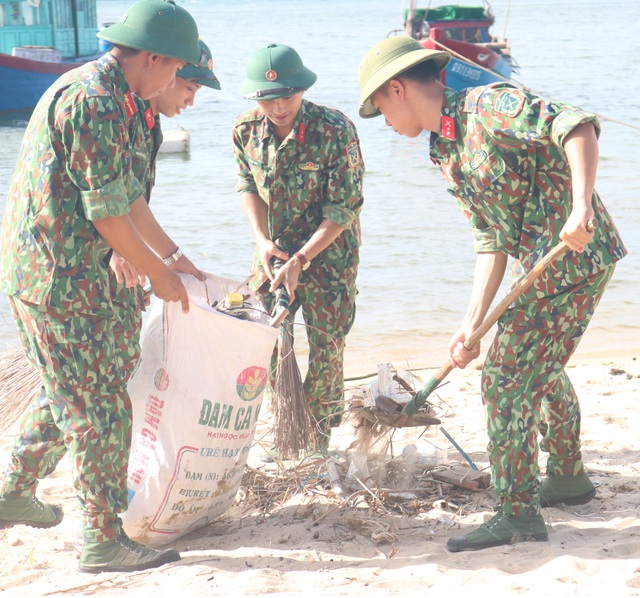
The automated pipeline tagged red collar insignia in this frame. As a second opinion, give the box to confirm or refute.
[124,91,137,119]
[297,122,306,143]
[441,115,455,140]
[144,107,155,130]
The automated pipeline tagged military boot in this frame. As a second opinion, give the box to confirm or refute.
[447,511,548,552]
[79,533,180,573]
[0,495,64,529]
[540,473,596,508]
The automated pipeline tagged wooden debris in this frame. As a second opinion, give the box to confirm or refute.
[431,465,491,491]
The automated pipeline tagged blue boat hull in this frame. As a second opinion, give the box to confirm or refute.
[444,54,512,91]
[0,52,97,112]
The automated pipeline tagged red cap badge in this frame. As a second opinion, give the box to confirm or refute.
[266,69,277,81]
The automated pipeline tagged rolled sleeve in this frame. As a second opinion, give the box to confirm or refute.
[472,225,499,253]
[62,96,140,221]
[81,177,139,220]
[551,109,601,148]
[322,203,357,229]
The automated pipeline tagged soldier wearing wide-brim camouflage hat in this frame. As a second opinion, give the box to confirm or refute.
[357,36,627,551]
[0,0,205,574]
[233,43,365,460]
[108,38,221,391]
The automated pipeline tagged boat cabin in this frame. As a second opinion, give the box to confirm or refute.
[405,5,497,44]
[0,0,98,61]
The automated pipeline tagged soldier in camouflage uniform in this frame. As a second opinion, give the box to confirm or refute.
[0,0,204,573]
[109,40,221,380]
[233,44,364,456]
[357,37,626,551]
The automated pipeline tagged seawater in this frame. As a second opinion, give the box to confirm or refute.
[0,0,638,378]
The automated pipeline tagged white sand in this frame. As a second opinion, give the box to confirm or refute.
[1,350,639,597]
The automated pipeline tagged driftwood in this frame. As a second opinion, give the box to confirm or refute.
[431,465,491,491]
[350,406,441,429]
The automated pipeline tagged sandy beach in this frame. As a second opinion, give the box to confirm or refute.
[1,346,639,597]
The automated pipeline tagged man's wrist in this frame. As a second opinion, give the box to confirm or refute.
[162,246,183,266]
[293,251,310,271]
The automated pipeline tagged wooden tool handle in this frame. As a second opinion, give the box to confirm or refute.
[462,217,598,352]
[402,218,598,415]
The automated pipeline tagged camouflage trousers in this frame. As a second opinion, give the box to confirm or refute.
[2,297,132,543]
[109,275,145,381]
[258,276,357,435]
[481,265,614,517]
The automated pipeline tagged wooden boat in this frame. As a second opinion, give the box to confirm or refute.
[0,0,102,112]
[392,1,517,91]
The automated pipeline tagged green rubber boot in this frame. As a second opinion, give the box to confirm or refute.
[79,533,180,573]
[0,495,64,529]
[447,511,548,552]
[540,473,596,508]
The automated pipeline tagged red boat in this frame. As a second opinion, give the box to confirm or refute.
[391,1,518,91]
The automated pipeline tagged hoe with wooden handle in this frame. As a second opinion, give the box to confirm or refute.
[403,218,599,416]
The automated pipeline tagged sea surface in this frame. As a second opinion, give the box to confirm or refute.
[0,0,638,378]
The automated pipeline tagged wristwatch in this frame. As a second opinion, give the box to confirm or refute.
[162,247,183,266]
[294,251,310,271]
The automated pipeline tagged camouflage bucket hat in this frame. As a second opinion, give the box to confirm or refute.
[358,36,450,118]
[177,40,221,89]
[239,43,317,100]
[97,0,202,65]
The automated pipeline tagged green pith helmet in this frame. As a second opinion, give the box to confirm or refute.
[239,43,317,100]
[358,36,451,118]
[177,40,221,89]
[98,0,202,65]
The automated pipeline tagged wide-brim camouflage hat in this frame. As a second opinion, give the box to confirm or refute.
[98,0,202,65]
[240,43,317,100]
[358,36,450,118]
[177,40,221,89]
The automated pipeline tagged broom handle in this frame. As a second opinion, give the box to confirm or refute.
[270,286,291,328]
[403,218,598,414]
[269,255,291,328]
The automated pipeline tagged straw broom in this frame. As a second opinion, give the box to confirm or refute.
[269,285,318,460]
[0,346,41,435]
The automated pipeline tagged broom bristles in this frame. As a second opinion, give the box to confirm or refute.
[0,346,42,435]
[271,319,317,460]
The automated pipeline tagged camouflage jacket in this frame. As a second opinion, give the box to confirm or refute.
[430,84,627,294]
[131,96,163,204]
[233,99,364,285]
[0,53,144,314]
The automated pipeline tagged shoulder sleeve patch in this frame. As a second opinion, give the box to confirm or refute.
[493,90,525,118]
[346,141,361,169]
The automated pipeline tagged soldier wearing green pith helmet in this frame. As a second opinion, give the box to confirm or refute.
[0,0,205,573]
[357,36,626,552]
[233,44,365,460]
[109,39,222,385]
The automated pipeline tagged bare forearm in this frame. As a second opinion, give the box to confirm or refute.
[241,192,270,244]
[94,214,166,278]
[563,122,599,213]
[463,251,508,329]
[297,219,345,261]
[128,195,179,259]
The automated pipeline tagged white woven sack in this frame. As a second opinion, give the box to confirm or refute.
[121,272,277,547]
